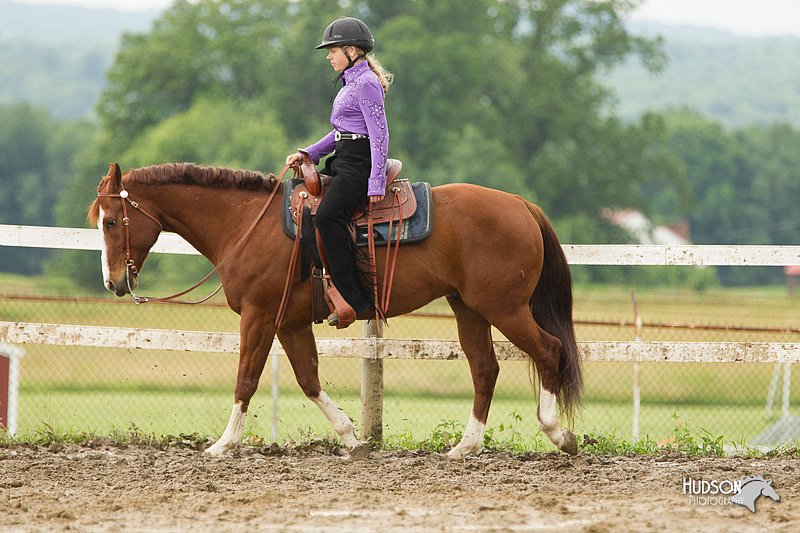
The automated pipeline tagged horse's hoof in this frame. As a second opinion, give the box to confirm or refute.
[560,430,578,455]
[204,441,234,457]
[204,446,226,457]
[446,448,465,460]
[347,442,371,459]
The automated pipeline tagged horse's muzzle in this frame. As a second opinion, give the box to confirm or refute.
[105,279,131,297]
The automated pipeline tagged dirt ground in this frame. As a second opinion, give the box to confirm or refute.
[1,443,797,532]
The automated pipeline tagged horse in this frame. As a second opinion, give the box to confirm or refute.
[731,476,780,512]
[89,162,582,458]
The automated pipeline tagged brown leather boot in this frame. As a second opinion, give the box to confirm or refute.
[326,284,356,329]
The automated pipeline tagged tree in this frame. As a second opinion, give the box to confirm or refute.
[97,0,293,142]
[653,110,800,285]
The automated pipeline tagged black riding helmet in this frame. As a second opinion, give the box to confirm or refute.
[316,16,374,52]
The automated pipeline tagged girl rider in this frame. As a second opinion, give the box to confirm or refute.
[285,16,393,328]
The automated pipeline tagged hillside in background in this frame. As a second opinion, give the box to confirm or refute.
[2,3,799,127]
[603,22,800,127]
[0,0,160,119]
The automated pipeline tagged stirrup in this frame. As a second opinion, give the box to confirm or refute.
[325,283,356,329]
[326,312,341,327]
[326,310,355,329]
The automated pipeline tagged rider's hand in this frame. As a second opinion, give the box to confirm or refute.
[369,195,385,204]
[285,152,303,168]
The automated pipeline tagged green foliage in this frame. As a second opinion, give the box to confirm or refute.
[0,103,94,274]
[122,98,291,170]
[4,422,785,458]
[580,419,726,457]
[97,0,295,141]
[644,110,800,285]
[667,414,726,457]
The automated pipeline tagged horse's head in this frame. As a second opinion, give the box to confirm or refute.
[89,162,163,297]
[761,480,780,502]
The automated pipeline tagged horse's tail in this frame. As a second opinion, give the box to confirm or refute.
[525,200,583,420]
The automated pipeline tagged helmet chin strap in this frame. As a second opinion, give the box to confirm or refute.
[332,46,366,88]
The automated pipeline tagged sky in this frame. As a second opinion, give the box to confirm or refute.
[13,0,800,37]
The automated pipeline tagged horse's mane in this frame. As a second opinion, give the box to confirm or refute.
[128,163,278,191]
[739,476,768,486]
[88,163,278,226]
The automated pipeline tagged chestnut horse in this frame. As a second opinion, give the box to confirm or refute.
[89,162,582,458]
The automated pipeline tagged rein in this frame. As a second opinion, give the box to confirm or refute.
[97,165,289,305]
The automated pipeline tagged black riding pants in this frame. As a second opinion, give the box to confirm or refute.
[315,138,373,314]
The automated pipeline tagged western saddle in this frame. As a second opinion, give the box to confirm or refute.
[280,154,414,330]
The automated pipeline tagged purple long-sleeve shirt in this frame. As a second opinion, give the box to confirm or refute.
[303,60,389,196]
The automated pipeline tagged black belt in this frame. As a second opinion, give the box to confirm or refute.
[334,131,369,141]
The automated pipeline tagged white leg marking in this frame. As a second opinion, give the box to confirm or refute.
[205,402,247,456]
[97,206,111,283]
[447,411,486,460]
[312,391,360,448]
[538,387,566,448]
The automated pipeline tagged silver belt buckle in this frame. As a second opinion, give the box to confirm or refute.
[335,131,343,141]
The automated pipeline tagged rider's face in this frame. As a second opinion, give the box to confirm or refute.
[326,46,358,72]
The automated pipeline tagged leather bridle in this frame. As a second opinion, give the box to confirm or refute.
[96,188,163,280]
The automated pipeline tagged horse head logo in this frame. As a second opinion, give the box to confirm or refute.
[730,476,780,513]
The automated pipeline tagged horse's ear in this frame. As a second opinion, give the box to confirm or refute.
[108,162,122,189]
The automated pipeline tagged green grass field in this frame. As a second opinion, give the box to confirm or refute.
[2,272,799,448]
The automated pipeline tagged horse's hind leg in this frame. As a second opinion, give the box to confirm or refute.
[446,295,499,460]
[489,308,578,455]
[277,324,361,450]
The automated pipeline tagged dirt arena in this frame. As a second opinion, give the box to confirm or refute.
[1,443,797,532]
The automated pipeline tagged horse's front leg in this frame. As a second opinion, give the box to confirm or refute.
[205,308,275,456]
[277,324,363,451]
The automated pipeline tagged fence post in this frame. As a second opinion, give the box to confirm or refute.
[271,353,280,442]
[631,293,642,442]
[0,343,25,436]
[360,319,384,443]
[782,362,791,418]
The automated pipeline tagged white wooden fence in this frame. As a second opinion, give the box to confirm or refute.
[1,224,799,439]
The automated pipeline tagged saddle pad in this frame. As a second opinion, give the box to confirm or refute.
[282,179,433,247]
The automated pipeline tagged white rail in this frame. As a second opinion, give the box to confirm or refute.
[2,322,798,364]
[1,224,799,265]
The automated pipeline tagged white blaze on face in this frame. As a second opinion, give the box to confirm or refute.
[97,206,111,283]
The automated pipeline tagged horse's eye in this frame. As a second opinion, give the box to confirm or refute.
[104,219,117,229]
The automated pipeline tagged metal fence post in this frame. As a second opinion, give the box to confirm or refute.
[631,293,642,442]
[271,353,280,442]
[360,319,384,443]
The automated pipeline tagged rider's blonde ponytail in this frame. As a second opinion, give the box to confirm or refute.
[365,55,394,94]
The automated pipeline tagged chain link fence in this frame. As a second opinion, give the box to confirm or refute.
[3,276,799,450]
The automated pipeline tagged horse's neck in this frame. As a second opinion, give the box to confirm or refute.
[740,481,765,497]
[144,184,266,263]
